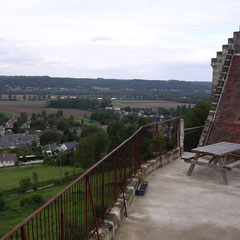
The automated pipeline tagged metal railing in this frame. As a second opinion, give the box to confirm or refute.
[1,117,181,240]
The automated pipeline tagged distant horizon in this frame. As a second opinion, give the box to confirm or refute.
[0,75,212,83]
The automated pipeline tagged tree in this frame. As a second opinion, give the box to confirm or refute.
[91,109,118,124]
[40,130,60,145]
[56,109,63,117]
[57,119,68,131]
[31,118,47,130]
[107,121,129,151]
[31,112,37,121]
[12,122,19,133]
[100,97,112,108]
[74,128,108,169]
[19,177,32,192]
[19,112,28,125]
[8,94,12,101]
[41,110,47,119]
[185,102,210,128]
[184,101,210,151]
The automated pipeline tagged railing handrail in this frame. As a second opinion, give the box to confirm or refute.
[1,117,181,240]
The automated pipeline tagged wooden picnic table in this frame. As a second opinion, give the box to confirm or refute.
[182,142,240,185]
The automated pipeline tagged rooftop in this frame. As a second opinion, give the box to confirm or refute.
[115,157,240,240]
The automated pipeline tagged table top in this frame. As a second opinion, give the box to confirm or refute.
[191,142,240,156]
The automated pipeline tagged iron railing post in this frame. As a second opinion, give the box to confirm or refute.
[21,225,28,240]
[114,155,117,201]
[86,175,100,240]
[101,162,105,220]
[116,151,128,217]
[85,176,88,240]
[60,195,64,240]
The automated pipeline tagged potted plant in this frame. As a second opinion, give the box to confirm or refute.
[136,180,149,196]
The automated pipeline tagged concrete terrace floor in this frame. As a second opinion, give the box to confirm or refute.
[114,156,240,240]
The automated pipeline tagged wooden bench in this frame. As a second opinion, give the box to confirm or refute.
[181,153,195,162]
[186,159,231,171]
[223,160,240,170]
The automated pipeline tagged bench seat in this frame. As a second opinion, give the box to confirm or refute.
[223,160,240,170]
[181,153,195,162]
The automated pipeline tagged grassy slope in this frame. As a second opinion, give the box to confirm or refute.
[74,117,100,126]
[0,165,83,190]
[0,183,70,238]
[0,110,18,117]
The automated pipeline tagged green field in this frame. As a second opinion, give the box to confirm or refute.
[0,165,83,190]
[0,182,72,238]
[0,110,19,117]
[112,99,195,109]
[74,117,100,126]
[0,100,46,105]
[0,165,84,237]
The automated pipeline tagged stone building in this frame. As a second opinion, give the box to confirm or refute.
[199,31,240,146]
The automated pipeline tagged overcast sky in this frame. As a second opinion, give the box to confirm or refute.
[0,0,239,81]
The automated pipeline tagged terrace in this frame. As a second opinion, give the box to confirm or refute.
[114,157,240,240]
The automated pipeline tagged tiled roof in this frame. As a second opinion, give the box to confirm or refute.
[207,56,240,144]
[0,153,17,162]
[63,142,78,150]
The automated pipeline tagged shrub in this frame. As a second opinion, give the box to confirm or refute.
[19,177,32,193]
[43,156,56,166]
[0,190,6,212]
[32,172,39,184]
[64,171,69,178]
[20,194,44,207]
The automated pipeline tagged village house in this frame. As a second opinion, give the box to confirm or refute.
[5,117,17,129]
[0,153,17,167]
[43,143,59,155]
[59,141,78,151]
[0,125,5,136]
[0,133,40,149]
[100,125,109,131]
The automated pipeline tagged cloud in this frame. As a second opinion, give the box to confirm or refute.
[42,56,73,68]
[0,63,10,69]
[92,36,113,42]
[0,0,239,80]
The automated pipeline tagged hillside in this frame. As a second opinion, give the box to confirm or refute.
[0,76,212,103]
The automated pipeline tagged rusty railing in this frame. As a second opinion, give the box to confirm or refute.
[2,117,181,240]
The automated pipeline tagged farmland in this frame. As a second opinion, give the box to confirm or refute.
[0,101,91,118]
[112,100,195,108]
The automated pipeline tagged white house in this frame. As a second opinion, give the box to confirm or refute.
[59,142,78,152]
[0,153,17,167]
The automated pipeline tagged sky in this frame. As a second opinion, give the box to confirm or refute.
[0,0,240,81]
